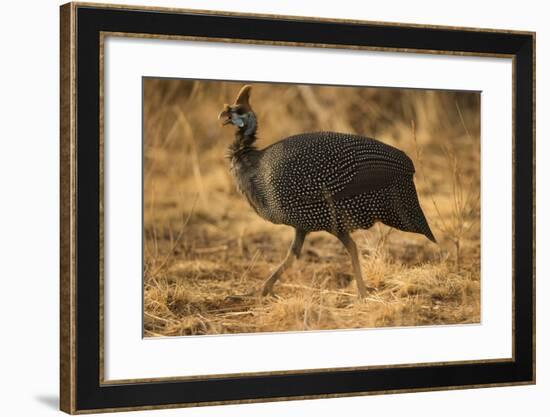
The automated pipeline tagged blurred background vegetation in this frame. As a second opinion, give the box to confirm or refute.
[143,79,480,337]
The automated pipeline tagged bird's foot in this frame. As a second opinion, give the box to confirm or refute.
[224,284,278,302]
[224,290,257,302]
[259,273,282,298]
[357,284,378,300]
[260,285,276,298]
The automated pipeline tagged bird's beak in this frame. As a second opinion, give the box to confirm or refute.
[218,106,232,126]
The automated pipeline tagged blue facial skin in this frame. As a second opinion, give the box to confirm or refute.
[231,113,244,128]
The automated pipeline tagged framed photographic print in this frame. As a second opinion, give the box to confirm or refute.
[60,2,535,414]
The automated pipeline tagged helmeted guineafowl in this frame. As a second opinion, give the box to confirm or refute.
[219,85,436,298]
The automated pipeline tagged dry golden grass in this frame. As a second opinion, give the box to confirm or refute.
[143,79,480,337]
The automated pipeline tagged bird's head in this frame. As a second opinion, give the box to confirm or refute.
[218,85,257,137]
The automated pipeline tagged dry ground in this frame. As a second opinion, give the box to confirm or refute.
[143,80,480,337]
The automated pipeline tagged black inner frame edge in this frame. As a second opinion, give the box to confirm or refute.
[74,5,534,411]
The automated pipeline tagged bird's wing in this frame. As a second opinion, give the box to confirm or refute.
[331,145,415,200]
[264,133,415,205]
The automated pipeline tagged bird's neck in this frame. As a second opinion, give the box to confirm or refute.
[227,131,261,206]
[228,136,258,164]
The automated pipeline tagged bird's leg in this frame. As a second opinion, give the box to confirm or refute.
[337,233,371,299]
[261,229,306,297]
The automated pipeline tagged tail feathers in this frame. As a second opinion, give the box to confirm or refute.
[400,200,436,243]
[392,179,437,243]
[421,221,437,243]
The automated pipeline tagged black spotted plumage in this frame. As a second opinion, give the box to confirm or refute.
[249,132,435,241]
[219,85,436,298]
